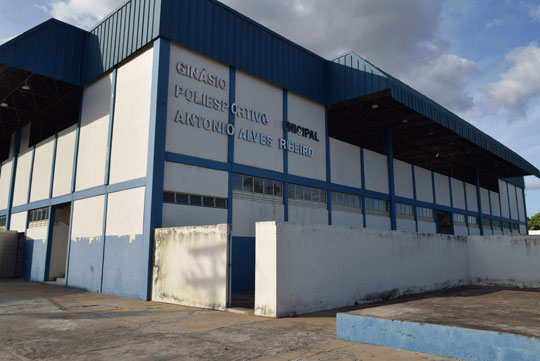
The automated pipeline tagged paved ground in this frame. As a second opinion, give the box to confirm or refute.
[0,280,454,361]
[345,286,540,338]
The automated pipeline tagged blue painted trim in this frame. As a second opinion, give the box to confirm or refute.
[411,165,418,232]
[448,176,454,235]
[49,134,58,199]
[99,194,108,292]
[64,200,74,287]
[325,108,331,225]
[474,168,484,235]
[463,181,470,234]
[0,209,6,216]
[71,92,84,193]
[26,145,36,204]
[142,38,170,301]
[337,313,540,361]
[43,204,55,281]
[385,131,396,230]
[227,67,236,225]
[360,147,366,227]
[104,69,118,185]
[5,128,21,230]
[282,89,289,222]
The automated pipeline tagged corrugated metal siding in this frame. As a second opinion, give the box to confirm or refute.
[83,0,161,82]
[0,20,86,85]
[159,0,326,104]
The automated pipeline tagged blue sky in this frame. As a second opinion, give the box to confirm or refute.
[2,0,540,217]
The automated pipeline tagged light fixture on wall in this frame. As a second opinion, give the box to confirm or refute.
[21,81,30,90]
[0,100,8,108]
[435,152,440,158]
[401,119,408,124]
[371,103,379,109]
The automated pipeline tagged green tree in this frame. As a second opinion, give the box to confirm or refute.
[529,213,540,230]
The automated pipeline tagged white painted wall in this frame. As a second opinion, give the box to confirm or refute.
[52,125,76,197]
[394,159,413,199]
[499,180,510,218]
[288,204,328,225]
[332,210,363,228]
[507,184,518,220]
[366,214,391,230]
[433,173,450,207]
[152,224,229,310]
[71,196,104,242]
[451,178,466,210]
[75,74,112,191]
[454,225,468,236]
[232,198,284,237]
[490,191,501,217]
[364,149,388,194]
[109,46,154,184]
[414,166,433,203]
[469,226,481,236]
[166,43,229,162]
[234,70,283,172]
[396,218,415,232]
[8,211,27,232]
[330,138,361,188]
[29,136,54,202]
[480,187,490,216]
[105,187,144,239]
[287,91,326,181]
[12,125,32,207]
[469,235,540,287]
[163,204,227,228]
[465,183,478,212]
[0,159,12,210]
[255,222,469,317]
[517,187,525,222]
[418,220,436,234]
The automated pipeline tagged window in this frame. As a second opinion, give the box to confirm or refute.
[28,207,49,228]
[163,191,227,209]
[502,222,511,232]
[395,203,413,219]
[232,174,283,198]
[0,215,6,229]
[365,197,389,215]
[512,223,519,231]
[288,184,327,204]
[453,213,466,225]
[482,217,491,229]
[331,191,361,211]
[492,220,502,230]
[417,207,434,221]
[468,215,479,227]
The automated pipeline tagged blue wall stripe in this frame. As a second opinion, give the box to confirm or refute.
[385,131,396,230]
[5,128,21,230]
[282,89,288,222]
[71,92,84,193]
[325,108,331,225]
[227,66,236,225]
[142,37,170,301]
[360,147,366,227]
[411,165,418,232]
[48,134,58,199]
[104,69,118,186]
[26,145,36,204]
[475,167,484,235]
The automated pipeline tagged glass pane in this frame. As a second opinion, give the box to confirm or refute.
[304,187,312,201]
[163,192,175,203]
[312,188,320,202]
[176,193,189,205]
[254,178,264,193]
[274,182,283,197]
[215,198,227,209]
[321,190,327,202]
[190,195,202,206]
[232,174,243,191]
[336,192,343,206]
[288,183,295,199]
[203,197,214,207]
[264,179,274,195]
[243,176,253,192]
[295,185,303,200]
[355,196,361,208]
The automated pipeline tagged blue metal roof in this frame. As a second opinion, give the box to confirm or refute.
[0,0,537,178]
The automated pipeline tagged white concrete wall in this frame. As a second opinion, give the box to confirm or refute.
[517,187,525,222]
[465,183,478,212]
[232,198,284,237]
[234,70,283,172]
[394,159,413,199]
[451,178,466,210]
[12,125,32,207]
[0,159,12,210]
[364,149,388,194]
[75,74,112,191]
[499,180,510,218]
[52,125,76,197]
[490,191,501,217]
[287,92,326,181]
[255,222,469,317]
[480,187,490,216]
[454,225,468,236]
[365,214,391,231]
[469,235,540,288]
[332,210,363,228]
[414,166,433,203]
[507,184,519,220]
[288,204,328,225]
[162,162,228,228]
[330,138,361,188]
[109,47,154,184]
[396,218,416,232]
[418,220,436,234]
[166,43,229,162]
[152,224,229,310]
[433,173,450,207]
[8,211,27,232]
[29,136,55,202]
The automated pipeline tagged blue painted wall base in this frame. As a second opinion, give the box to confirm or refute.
[337,313,540,361]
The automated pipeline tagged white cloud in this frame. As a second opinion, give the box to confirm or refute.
[530,4,540,22]
[484,42,540,115]
[526,181,540,190]
[43,0,125,29]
